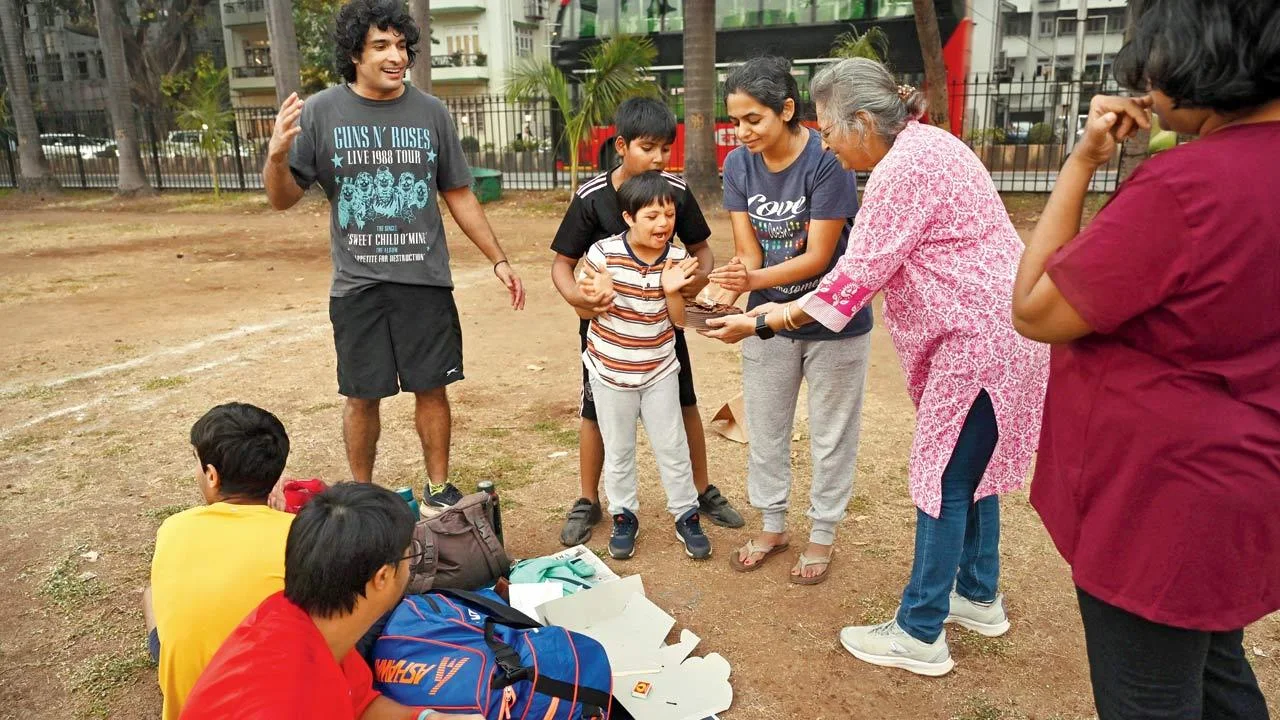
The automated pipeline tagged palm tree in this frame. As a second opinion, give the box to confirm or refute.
[265,0,302,103]
[0,0,58,192]
[507,35,659,190]
[409,0,431,93]
[911,0,949,129]
[93,0,151,195]
[174,64,235,197]
[682,0,717,204]
[830,25,889,61]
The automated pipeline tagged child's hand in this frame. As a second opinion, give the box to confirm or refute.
[661,257,697,295]
[578,264,615,309]
[708,256,751,293]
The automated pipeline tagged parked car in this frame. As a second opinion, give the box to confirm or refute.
[39,133,117,160]
[1004,122,1033,144]
[164,130,251,159]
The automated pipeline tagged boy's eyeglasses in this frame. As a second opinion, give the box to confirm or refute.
[401,548,429,564]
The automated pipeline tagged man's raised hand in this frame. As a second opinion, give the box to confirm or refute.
[268,92,304,162]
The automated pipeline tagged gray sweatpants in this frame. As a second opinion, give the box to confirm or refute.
[590,372,699,519]
[741,332,870,545]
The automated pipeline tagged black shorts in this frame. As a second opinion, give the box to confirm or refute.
[578,318,697,421]
[330,283,463,399]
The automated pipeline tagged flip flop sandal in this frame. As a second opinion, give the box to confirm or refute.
[789,551,834,585]
[729,538,791,573]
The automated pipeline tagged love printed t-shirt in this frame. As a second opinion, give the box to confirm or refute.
[722,129,871,340]
[290,84,473,297]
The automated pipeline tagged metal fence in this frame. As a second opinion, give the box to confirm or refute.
[1,79,1128,193]
[951,75,1124,193]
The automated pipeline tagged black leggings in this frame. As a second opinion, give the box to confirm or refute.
[1077,588,1270,720]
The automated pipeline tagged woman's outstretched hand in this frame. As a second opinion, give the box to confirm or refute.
[700,313,757,344]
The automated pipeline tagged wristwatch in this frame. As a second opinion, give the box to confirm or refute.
[754,313,776,340]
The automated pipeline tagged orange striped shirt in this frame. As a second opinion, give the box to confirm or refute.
[582,234,687,389]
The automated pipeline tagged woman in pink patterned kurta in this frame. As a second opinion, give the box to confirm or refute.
[704,58,1048,677]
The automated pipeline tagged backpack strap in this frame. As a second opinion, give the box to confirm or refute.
[432,588,541,629]
[483,620,612,711]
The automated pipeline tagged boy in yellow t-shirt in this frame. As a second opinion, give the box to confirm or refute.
[144,403,296,720]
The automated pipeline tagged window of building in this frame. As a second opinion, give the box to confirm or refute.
[46,54,63,81]
[94,51,105,78]
[1038,16,1057,36]
[1035,56,1052,79]
[444,24,482,56]
[1004,14,1031,36]
[25,57,38,83]
[515,25,534,57]
[244,41,271,67]
[75,52,90,80]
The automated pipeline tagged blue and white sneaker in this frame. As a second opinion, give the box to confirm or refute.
[674,508,712,560]
[608,509,640,559]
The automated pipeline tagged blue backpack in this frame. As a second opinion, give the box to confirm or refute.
[371,589,614,720]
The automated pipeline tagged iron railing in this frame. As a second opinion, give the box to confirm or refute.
[0,79,1132,193]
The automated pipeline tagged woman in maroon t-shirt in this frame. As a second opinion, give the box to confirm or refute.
[1011,0,1280,717]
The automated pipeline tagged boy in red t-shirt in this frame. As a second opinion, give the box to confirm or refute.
[181,483,483,720]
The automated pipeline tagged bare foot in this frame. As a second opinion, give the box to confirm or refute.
[791,541,834,580]
[737,531,790,568]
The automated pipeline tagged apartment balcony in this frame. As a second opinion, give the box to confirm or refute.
[221,0,265,27]
[525,0,547,19]
[231,64,275,90]
[430,53,490,84]
[432,0,485,14]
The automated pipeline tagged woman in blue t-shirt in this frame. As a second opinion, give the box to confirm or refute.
[708,56,872,585]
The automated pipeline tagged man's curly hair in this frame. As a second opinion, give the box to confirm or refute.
[334,0,420,83]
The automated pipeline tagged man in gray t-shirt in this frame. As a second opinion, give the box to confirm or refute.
[262,0,525,509]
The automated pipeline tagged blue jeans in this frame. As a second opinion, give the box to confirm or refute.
[896,389,1001,644]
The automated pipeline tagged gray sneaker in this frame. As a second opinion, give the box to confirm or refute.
[945,591,1010,637]
[838,620,955,677]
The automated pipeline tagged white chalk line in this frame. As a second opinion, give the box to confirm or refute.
[0,322,328,443]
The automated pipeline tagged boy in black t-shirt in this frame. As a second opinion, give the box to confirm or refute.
[550,97,745,546]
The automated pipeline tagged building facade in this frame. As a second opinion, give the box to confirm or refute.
[413,0,555,99]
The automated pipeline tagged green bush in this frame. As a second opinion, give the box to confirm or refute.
[1027,122,1057,144]
[460,135,481,152]
[966,127,1007,144]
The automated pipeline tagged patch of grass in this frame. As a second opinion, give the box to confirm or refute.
[950,629,1013,658]
[140,375,189,391]
[39,545,105,610]
[112,343,136,354]
[452,455,537,491]
[144,503,194,521]
[848,495,872,513]
[299,401,338,416]
[856,590,899,624]
[532,419,578,448]
[102,442,133,458]
[478,427,511,439]
[72,649,153,708]
[949,696,1035,720]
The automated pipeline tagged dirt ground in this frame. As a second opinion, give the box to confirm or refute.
[0,188,1274,720]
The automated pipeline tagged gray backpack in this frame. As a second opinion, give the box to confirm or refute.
[405,492,509,593]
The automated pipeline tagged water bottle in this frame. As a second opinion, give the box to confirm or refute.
[394,487,420,519]
[477,480,504,546]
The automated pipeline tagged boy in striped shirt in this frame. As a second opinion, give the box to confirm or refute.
[577,172,712,560]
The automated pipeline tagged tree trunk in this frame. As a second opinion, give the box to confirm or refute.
[0,0,58,192]
[264,0,302,103]
[911,0,949,129]
[93,0,152,195]
[682,0,719,205]
[409,0,431,94]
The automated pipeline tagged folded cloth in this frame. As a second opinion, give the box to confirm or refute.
[282,478,327,514]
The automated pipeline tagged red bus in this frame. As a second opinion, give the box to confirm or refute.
[550,0,973,172]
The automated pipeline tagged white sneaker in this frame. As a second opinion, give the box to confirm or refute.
[945,591,1010,637]
[838,620,955,677]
